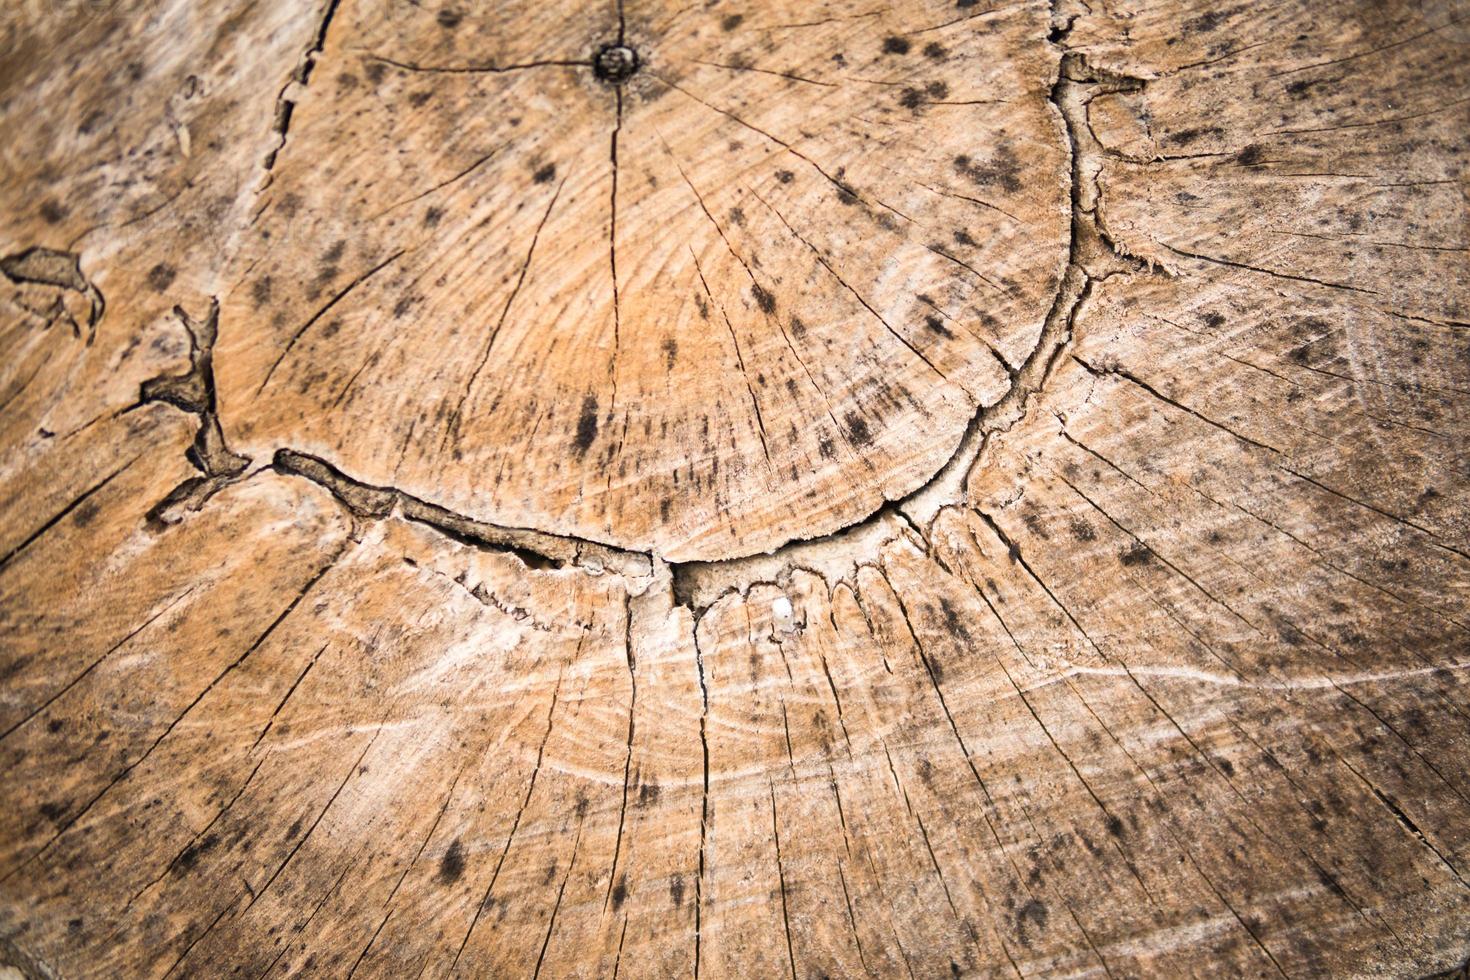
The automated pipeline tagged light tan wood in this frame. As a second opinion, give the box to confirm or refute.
[2,0,1469,977]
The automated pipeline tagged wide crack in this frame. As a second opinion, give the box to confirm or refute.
[138,16,1154,615]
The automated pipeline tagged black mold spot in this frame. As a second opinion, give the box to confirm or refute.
[955,148,1022,194]
[1119,543,1152,566]
[924,315,953,338]
[574,395,599,453]
[147,263,176,293]
[439,839,465,884]
[436,8,462,29]
[533,162,556,184]
[752,283,776,314]
[844,412,872,446]
[882,36,911,55]
[775,169,794,183]
[72,499,99,527]
[670,874,685,907]
[1017,899,1049,944]
[611,874,628,910]
[424,206,444,227]
[923,42,947,60]
[1168,125,1220,146]
[939,598,970,641]
[1236,143,1266,166]
[39,199,68,224]
[721,13,743,31]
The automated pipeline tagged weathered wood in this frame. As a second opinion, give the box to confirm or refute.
[2,0,1469,976]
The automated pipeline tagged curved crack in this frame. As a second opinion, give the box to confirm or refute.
[134,29,1152,618]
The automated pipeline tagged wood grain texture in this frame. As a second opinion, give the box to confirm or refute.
[2,0,1468,977]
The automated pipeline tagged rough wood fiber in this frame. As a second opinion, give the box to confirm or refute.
[1,0,1468,977]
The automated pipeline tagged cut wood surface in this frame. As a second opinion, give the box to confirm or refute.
[2,0,1468,977]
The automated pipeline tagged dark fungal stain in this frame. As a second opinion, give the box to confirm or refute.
[924,315,953,338]
[882,36,911,55]
[844,412,871,446]
[1016,899,1049,944]
[721,13,743,30]
[1183,9,1228,33]
[900,88,924,110]
[789,315,807,339]
[926,80,949,99]
[408,90,433,107]
[955,148,1022,193]
[1069,518,1096,542]
[670,874,685,907]
[923,42,947,60]
[147,263,176,292]
[939,598,970,641]
[40,199,68,224]
[574,395,599,453]
[47,718,63,733]
[533,162,556,184]
[436,8,462,29]
[1105,814,1125,837]
[752,283,776,314]
[1166,125,1222,146]
[728,206,745,226]
[365,61,388,84]
[775,169,794,183]
[424,206,444,227]
[611,874,628,910]
[1236,143,1266,166]
[437,839,464,884]
[286,817,303,840]
[173,833,219,873]
[1119,543,1152,566]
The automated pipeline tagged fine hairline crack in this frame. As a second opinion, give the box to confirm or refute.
[138,21,1150,610]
